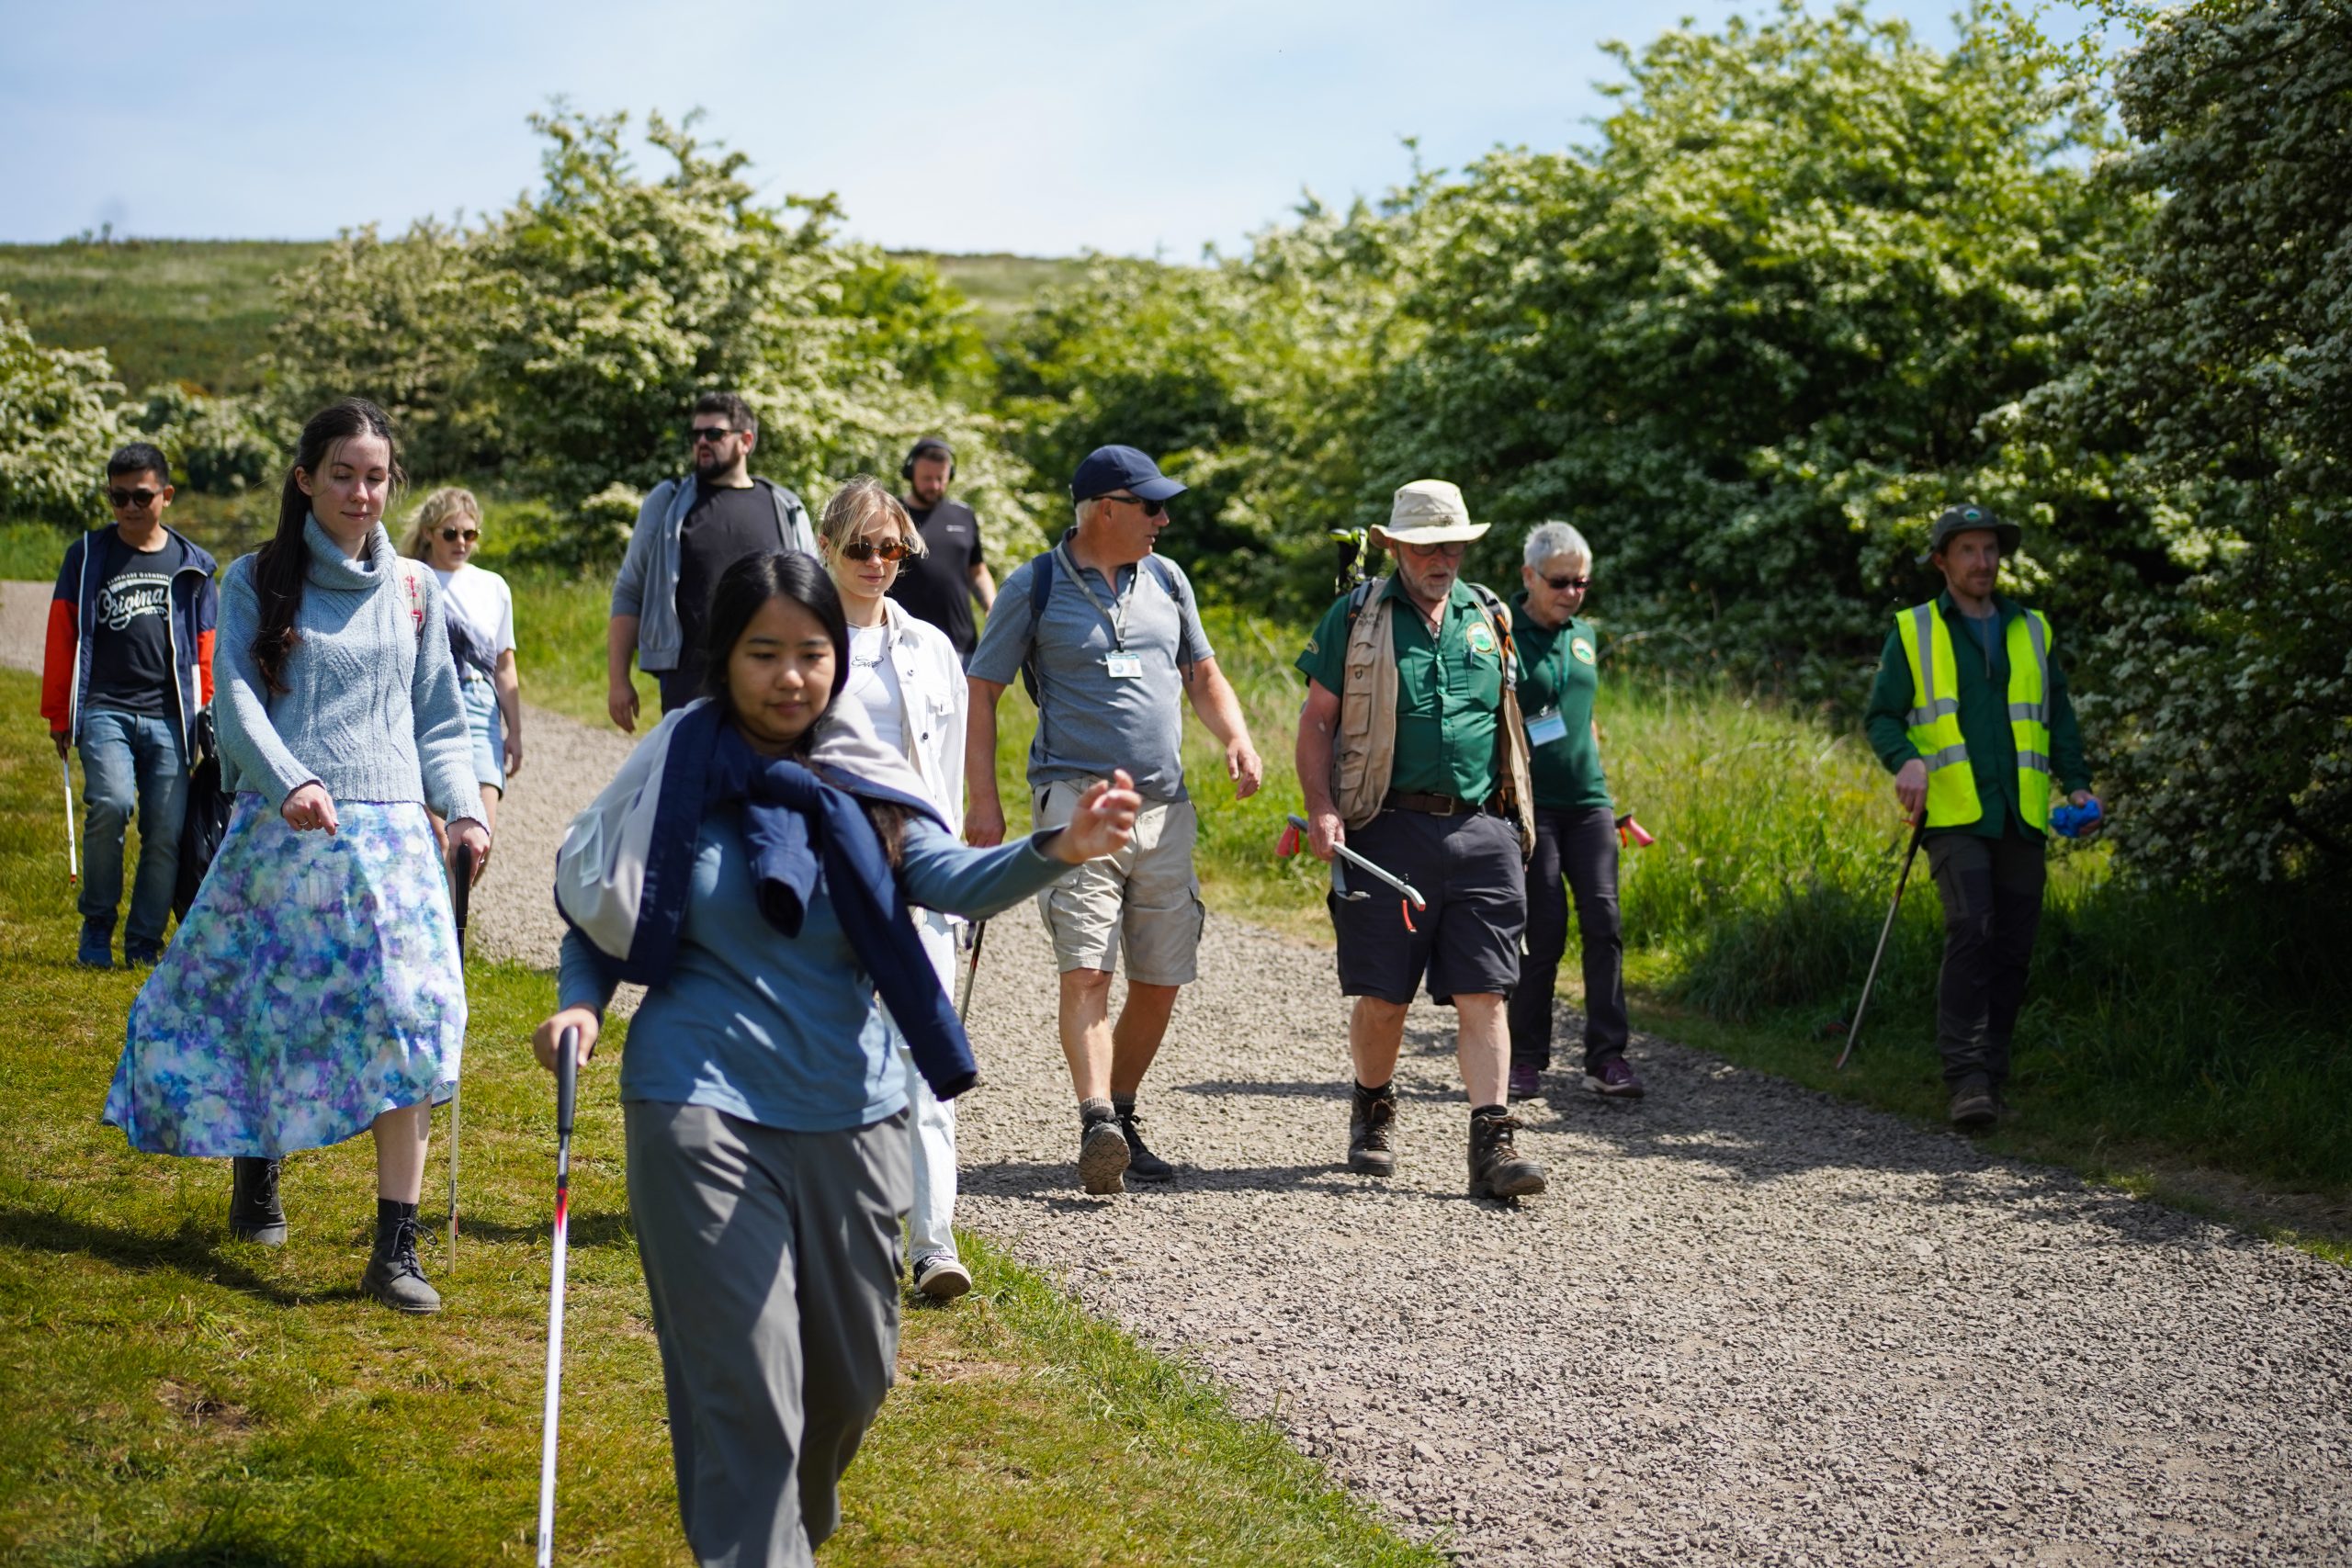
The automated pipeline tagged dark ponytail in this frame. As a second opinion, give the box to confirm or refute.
[702,551,912,864]
[252,399,405,693]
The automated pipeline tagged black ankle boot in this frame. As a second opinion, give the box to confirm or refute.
[361,1201,441,1314]
[228,1156,287,1246]
[1348,1080,1398,1176]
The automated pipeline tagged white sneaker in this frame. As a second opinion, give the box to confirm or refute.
[913,1254,972,1302]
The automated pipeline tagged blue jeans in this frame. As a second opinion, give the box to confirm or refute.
[78,707,187,953]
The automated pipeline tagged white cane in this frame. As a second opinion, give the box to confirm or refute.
[61,755,78,883]
[536,1025,581,1567]
[448,842,475,1269]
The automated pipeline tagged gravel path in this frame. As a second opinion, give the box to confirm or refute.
[8,583,2346,1564]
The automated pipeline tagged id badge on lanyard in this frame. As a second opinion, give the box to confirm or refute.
[1104,652,1144,679]
[1526,706,1570,746]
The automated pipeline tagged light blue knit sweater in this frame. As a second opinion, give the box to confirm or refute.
[216,516,485,825]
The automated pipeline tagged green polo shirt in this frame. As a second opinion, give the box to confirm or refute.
[1298,575,1504,803]
[1863,591,2091,841]
[1510,597,1612,812]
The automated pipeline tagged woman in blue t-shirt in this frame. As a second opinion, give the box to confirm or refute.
[537,550,1137,1567]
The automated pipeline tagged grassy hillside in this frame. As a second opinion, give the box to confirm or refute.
[0,239,324,395]
[0,240,1079,394]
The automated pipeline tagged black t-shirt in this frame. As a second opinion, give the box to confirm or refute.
[85,532,187,717]
[888,499,987,657]
[674,479,778,687]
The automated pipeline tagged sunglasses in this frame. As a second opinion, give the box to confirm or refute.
[107,487,163,510]
[1099,492,1167,518]
[689,425,738,445]
[1544,574,1592,592]
[440,526,481,544]
[839,536,911,562]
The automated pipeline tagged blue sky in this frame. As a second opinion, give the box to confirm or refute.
[0,1,2100,258]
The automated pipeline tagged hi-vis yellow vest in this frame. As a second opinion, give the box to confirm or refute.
[1895,602,2054,833]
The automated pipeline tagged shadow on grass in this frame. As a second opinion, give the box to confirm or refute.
[104,1511,409,1568]
[0,1201,340,1307]
[454,1208,637,1250]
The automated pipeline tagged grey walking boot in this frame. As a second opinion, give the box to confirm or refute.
[1347,1080,1398,1176]
[1078,1106,1130,1195]
[228,1156,287,1246]
[1467,1109,1547,1200]
[361,1202,442,1314]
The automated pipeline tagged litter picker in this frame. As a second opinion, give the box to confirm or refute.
[535,1024,581,1568]
[1278,813,1429,930]
[61,756,78,884]
[1833,815,1927,1071]
[448,841,474,1267]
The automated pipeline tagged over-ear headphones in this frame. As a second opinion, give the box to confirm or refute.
[902,437,956,482]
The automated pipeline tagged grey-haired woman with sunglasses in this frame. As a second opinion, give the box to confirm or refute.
[818,475,976,1302]
[1507,521,1644,1103]
[403,488,522,839]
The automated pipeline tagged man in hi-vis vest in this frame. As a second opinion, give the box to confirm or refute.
[1865,505,2098,1132]
[1295,479,1546,1201]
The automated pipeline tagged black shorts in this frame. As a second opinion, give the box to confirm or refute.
[1330,808,1526,1006]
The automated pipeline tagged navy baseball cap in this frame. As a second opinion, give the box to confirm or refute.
[1070,445,1186,503]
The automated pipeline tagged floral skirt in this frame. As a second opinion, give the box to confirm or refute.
[102,795,466,1158]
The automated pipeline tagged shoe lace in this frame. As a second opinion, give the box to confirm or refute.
[255,1160,279,1206]
[1358,1093,1396,1140]
[385,1216,426,1279]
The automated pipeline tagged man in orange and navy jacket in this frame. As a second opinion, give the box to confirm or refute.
[40,443,218,968]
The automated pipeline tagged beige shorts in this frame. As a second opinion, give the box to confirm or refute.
[1032,782,1204,986]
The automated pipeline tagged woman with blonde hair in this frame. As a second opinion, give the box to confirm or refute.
[404,487,523,835]
[818,475,975,1301]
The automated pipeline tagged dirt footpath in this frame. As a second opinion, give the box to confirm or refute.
[9,582,2347,1565]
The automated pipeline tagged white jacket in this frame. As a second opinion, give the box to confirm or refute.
[876,598,968,839]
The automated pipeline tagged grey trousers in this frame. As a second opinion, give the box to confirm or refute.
[626,1100,911,1568]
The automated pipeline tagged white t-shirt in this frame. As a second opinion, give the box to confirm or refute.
[844,622,904,752]
[431,563,515,683]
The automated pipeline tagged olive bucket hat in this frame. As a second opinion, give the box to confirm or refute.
[1920,503,2021,563]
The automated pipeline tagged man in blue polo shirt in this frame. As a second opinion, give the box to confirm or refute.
[966,445,1262,1195]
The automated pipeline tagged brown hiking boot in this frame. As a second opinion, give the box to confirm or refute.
[1467,1110,1546,1200]
[1348,1081,1397,1176]
[1949,1075,1997,1133]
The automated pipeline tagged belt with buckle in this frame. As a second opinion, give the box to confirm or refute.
[1384,789,1486,817]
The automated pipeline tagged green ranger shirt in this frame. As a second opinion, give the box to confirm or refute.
[1510,597,1612,812]
[1863,591,2091,841]
[1298,575,1505,804]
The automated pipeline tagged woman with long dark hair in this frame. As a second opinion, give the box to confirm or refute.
[103,398,489,1314]
[541,550,1138,1567]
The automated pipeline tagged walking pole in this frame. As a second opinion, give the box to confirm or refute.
[1835,815,1928,1071]
[448,841,475,1268]
[535,1024,581,1568]
[956,920,990,1026]
[61,755,78,884]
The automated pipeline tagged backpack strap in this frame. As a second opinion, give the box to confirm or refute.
[1018,548,1057,703]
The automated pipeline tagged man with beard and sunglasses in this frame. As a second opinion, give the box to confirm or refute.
[966,445,1262,1195]
[606,391,819,728]
[42,444,218,969]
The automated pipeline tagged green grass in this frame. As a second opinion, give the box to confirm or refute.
[910,253,1086,336]
[0,669,1435,1567]
[0,240,325,396]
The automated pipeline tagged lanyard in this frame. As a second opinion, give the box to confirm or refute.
[1055,542,1137,651]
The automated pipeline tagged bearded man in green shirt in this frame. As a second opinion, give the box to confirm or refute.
[1296,480,1547,1201]
[1863,506,2099,1132]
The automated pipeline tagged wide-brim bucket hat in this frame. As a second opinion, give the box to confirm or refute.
[1380,479,1488,544]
